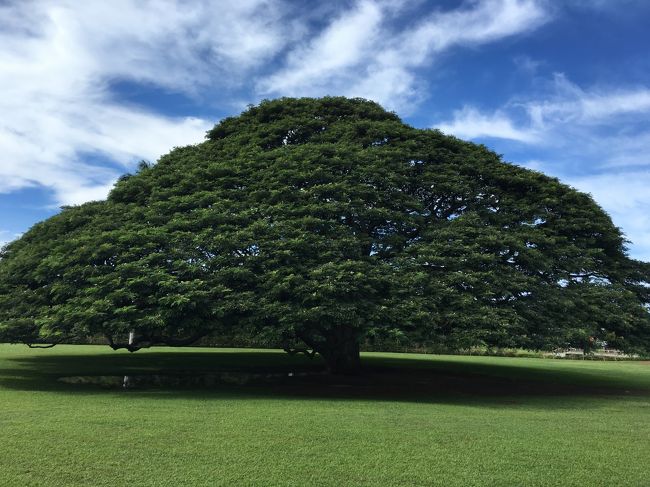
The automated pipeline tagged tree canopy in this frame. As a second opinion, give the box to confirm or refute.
[1,97,649,373]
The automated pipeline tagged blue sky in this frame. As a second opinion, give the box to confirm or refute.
[1,0,649,260]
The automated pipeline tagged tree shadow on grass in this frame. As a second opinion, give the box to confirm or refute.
[1,348,648,407]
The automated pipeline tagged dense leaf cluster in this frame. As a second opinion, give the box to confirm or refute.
[1,97,648,371]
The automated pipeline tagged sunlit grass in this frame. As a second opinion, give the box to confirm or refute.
[1,344,649,486]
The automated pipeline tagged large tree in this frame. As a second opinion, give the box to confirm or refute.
[1,97,649,373]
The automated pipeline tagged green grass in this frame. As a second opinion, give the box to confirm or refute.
[1,344,649,486]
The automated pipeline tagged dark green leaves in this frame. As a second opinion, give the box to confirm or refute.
[1,97,648,358]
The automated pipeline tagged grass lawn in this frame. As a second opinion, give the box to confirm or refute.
[0,344,649,486]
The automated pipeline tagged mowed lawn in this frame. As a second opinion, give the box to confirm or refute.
[1,344,649,486]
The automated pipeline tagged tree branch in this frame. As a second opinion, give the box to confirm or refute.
[26,342,60,349]
[105,331,209,352]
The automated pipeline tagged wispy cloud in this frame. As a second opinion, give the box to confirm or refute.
[435,74,650,260]
[435,73,650,164]
[437,106,540,143]
[258,0,385,95]
[524,75,650,127]
[259,0,550,110]
[0,0,294,205]
[567,171,650,261]
[0,229,22,249]
[0,0,551,207]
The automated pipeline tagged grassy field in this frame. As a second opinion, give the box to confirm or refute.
[0,344,649,486]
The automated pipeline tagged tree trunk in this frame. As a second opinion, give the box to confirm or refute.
[295,326,362,375]
[318,326,362,375]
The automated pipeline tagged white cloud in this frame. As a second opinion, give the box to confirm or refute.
[436,75,650,143]
[391,0,547,62]
[524,74,650,128]
[0,101,213,204]
[259,0,550,111]
[434,75,650,261]
[0,0,293,206]
[0,230,11,249]
[0,0,552,207]
[437,106,540,143]
[259,0,384,94]
[568,171,650,262]
[0,230,22,249]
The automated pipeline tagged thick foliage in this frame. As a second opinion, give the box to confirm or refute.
[1,97,648,371]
